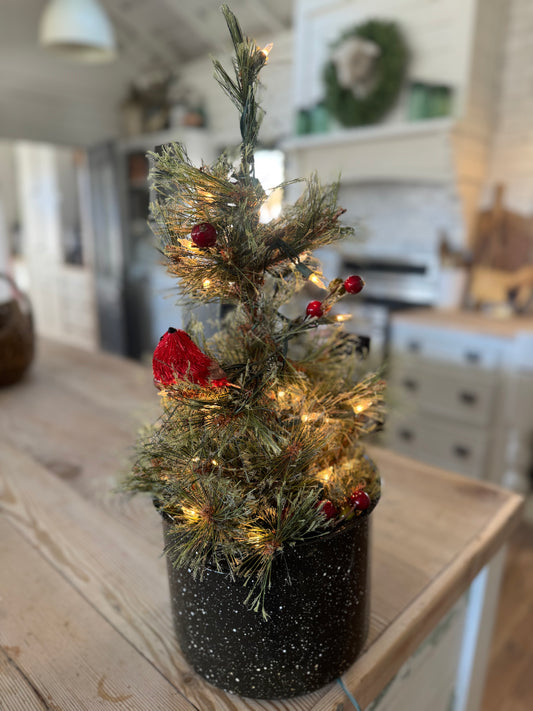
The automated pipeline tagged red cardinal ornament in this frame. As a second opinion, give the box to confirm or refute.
[153,327,229,388]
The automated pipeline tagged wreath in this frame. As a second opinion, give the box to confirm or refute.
[323,20,408,127]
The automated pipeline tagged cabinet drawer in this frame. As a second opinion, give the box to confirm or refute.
[390,322,505,370]
[390,360,497,426]
[386,415,489,479]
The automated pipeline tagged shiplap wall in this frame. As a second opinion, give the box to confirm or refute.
[293,0,479,120]
[289,0,508,247]
[179,30,294,149]
[485,0,533,215]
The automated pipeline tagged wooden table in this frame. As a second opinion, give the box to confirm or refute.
[0,340,523,711]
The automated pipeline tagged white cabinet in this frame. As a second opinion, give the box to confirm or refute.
[386,310,533,490]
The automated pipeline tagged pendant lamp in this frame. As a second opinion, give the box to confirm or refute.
[39,0,116,63]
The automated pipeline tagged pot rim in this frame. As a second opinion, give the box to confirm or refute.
[158,499,374,576]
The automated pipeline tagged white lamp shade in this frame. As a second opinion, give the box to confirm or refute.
[39,0,117,63]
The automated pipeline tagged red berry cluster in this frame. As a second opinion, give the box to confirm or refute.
[318,487,371,522]
[305,274,364,319]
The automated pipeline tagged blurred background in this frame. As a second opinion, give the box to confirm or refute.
[1,1,532,708]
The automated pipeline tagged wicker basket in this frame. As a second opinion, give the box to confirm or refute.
[0,274,34,387]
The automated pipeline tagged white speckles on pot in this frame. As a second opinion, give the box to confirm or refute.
[163,515,372,699]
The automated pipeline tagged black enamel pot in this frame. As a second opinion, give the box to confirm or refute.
[162,513,372,699]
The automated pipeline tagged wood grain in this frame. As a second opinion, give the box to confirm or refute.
[0,518,196,711]
[0,339,524,711]
[0,647,49,711]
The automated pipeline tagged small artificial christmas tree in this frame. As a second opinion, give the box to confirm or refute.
[123,6,385,620]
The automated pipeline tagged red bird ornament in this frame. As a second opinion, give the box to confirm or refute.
[153,327,229,388]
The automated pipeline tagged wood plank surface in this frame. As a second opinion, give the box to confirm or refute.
[0,647,48,711]
[0,518,196,711]
[0,338,524,711]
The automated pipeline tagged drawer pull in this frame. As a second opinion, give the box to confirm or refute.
[465,351,480,364]
[402,378,419,392]
[459,391,478,405]
[407,340,421,353]
[399,428,414,442]
[453,445,471,459]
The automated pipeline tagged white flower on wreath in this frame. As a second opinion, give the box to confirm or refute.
[332,36,381,99]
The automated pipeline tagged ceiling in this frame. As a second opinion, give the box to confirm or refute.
[0,0,293,146]
[103,0,292,70]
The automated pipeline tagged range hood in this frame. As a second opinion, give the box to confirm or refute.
[285,0,509,247]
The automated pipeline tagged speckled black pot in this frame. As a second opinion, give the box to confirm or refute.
[162,513,372,699]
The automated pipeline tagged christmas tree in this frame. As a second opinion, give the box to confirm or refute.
[123,5,385,617]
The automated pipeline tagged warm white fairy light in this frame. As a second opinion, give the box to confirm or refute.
[211,459,218,466]
[261,42,273,59]
[277,390,286,398]
[317,466,333,483]
[335,314,352,322]
[182,507,199,520]
[301,412,322,423]
[309,273,326,289]
[203,278,211,289]
[354,399,373,415]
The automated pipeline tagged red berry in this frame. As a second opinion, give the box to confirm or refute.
[344,275,365,294]
[319,500,338,519]
[191,222,217,248]
[349,489,371,511]
[306,300,324,318]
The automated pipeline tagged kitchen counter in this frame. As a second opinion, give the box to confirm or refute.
[392,307,533,341]
[0,340,523,710]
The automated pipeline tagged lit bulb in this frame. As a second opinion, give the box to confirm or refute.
[318,466,333,483]
[261,43,273,59]
[182,507,199,520]
[335,314,352,322]
[309,273,326,289]
[211,459,218,466]
[192,457,200,463]
[278,390,286,398]
[354,399,373,415]
[203,278,211,289]
[301,414,309,423]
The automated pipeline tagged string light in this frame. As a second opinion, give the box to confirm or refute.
[317,466,333,483]
[203,278,211,289]
[261,43,273,59]
[277,390,286,398]
[182,507,199,520]
[309,273,326,289]
[354,399,373,415]
[335,314,352,322]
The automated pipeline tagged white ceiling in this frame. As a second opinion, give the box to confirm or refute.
[0,0,293,146]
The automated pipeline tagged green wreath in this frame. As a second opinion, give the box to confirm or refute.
[323,20,408,127]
